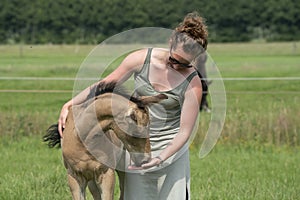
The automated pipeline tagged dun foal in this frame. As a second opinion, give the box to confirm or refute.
[44,83,167,200]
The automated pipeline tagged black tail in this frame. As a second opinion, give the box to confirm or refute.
[43,124,61,148]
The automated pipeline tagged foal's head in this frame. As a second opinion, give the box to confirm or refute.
[112,93,168,167]
[92,82,167,167]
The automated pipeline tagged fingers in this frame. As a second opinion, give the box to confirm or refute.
[141,159,157,169]
[58,114,65,138]
[127,165,143,170]
[142,157,163,169]
[58,107,69,138]
[58,121,64,138]
[127,157,162,170]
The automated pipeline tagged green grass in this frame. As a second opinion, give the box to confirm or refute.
[190,145,300,200]
[0,43,300,199]
[0,137,299,200]
[0,137,69,200]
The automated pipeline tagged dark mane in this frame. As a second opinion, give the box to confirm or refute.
[86,82,146,108]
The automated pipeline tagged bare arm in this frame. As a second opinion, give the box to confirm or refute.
[141,75,202,168]
[58,49,148,136]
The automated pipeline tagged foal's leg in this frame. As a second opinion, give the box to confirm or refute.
[116,151,126,200]
[95,169,115,200]
[88,180,101,200]
[67,173,87,200]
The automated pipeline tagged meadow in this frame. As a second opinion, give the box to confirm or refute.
[0,42,299,199]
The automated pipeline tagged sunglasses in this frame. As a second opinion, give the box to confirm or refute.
[168,55,193,68]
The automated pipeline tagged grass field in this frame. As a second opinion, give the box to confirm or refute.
[0,42,299,199]
[1,136,299,200]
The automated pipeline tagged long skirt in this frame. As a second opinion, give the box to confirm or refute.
[123,150,190,200]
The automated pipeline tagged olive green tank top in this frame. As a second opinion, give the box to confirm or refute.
[134,48,198,151]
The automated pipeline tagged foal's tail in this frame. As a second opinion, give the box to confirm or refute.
[43,124,61,148]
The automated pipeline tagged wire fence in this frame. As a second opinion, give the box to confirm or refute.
[1,76,300,94]
[1,76,300,81]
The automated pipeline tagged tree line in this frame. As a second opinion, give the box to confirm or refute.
[0,0,299,44]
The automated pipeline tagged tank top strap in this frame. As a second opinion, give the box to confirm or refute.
[134,48,153,78]
[185,71,198,83]
[178,71,199,95]
[144,48,153,65]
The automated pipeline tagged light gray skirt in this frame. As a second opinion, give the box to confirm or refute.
[123,148,190,200]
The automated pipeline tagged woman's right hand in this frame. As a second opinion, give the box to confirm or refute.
[58,104,70,138]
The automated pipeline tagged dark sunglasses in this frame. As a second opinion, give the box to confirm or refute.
[168,56,193,68]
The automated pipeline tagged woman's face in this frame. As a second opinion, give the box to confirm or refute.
[168,45,195,69]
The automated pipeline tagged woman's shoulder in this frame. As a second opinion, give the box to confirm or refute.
[187,71,202,93]
[130,47,167,57]
[152,47,168,55]
[151,47,168,62]
[124,48,168,70]
[122,48,148,67]
[128,48,148,58]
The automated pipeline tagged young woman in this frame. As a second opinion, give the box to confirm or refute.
[58,11,208,200]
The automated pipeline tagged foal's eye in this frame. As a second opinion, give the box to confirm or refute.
[130,113,137,122]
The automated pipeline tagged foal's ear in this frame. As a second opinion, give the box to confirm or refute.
[140,94,168,105]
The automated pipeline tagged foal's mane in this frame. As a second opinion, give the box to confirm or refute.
[87,82,146,108]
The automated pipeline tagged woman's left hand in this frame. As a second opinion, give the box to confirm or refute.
[128,157,162,170]
[141,157,162,169]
